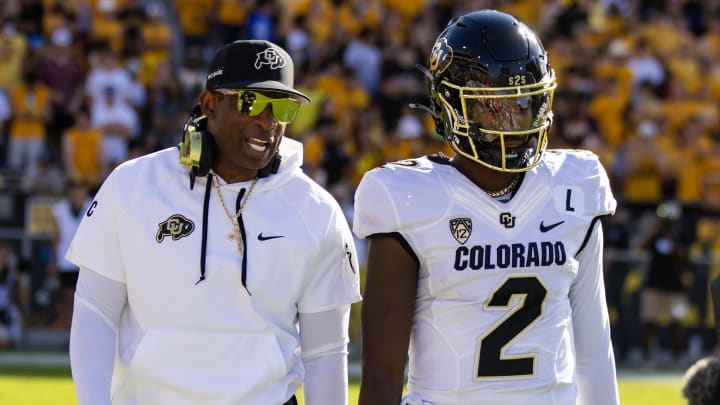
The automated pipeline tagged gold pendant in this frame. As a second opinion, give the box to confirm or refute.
[228,223,244,255]
[227,233,244,254]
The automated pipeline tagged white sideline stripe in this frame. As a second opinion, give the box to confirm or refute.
[0,352,70,368]
[616,370,684,381]
[349,361,361,378]
[0,354,683,383]
[0,352,363,375]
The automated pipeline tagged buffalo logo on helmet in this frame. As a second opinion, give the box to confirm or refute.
[429,37,453,75]
[156,214,195,243]
[255,48,286,70]
[450,217,472,244]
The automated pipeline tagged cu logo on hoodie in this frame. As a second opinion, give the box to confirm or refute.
[157,214,195,243]
[255,49,286,70]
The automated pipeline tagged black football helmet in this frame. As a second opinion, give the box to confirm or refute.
[427,10,556,172]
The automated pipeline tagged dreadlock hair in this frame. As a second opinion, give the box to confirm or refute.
[682,356,720,405]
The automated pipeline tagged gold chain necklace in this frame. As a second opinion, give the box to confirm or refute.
[211,173,259,255]
[485,174,521,198]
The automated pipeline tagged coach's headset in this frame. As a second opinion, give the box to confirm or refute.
[179,104,281,189]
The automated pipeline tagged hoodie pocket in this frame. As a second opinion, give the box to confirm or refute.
[127,329,286,405]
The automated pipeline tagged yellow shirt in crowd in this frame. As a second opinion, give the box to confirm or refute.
[9,83,51,139]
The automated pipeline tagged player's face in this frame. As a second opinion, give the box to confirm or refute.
[465,95,534,133]
[464,95,535,149]
[202,89,291,179]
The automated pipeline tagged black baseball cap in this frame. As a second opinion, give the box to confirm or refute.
[205,40,310,103]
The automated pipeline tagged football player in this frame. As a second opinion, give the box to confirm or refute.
[354,10,620,405]
[67,40,361,405]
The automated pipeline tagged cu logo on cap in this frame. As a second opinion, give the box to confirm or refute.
[255,49,286,70]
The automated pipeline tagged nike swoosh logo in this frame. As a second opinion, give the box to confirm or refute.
[258,233,284,241]
[539,220,565,233]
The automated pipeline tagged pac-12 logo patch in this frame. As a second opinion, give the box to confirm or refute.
[156,214,195,243]
[450,217,472,244]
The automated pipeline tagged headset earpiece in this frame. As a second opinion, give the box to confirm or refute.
[179,108,216,189]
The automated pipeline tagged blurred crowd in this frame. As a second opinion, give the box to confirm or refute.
[3,0,720,369]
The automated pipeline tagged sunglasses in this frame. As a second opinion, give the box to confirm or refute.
[214,89,301,124]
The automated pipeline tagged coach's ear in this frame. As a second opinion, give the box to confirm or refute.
[199,90,216,119]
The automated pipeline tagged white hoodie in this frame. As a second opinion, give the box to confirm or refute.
[67,138,361,404]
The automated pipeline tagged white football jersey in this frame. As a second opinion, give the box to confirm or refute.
[66,138,362,405]
[354,150,619,405]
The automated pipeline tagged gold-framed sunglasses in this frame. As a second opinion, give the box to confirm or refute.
[214,89,302,124]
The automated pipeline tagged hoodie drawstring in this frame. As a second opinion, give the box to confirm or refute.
[195,172,252,295]
[196,173,213,285]
[235,190,251,295]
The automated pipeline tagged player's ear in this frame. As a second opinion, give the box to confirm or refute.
[199,90,216,119]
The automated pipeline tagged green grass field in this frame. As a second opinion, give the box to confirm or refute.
[0,366,685,404]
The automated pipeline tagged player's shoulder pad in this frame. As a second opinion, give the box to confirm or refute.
[354,155,448,238]
[543,149,616,216]
[359,155,447,194]
[380,155,442,171]
[368,153,448,178]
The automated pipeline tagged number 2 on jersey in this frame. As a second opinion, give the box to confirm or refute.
[475,276,548,379]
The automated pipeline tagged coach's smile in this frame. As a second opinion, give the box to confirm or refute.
[201,89,285,183]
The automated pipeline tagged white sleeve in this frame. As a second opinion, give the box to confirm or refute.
[570,221,620,405]
[298,202,361,313]
[299,305,351,405]
[65,169,125,283]
[70,267,127,405]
